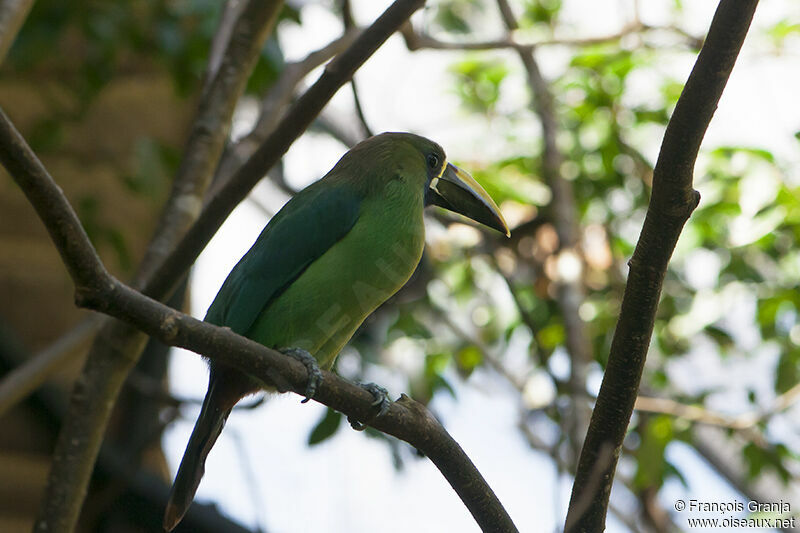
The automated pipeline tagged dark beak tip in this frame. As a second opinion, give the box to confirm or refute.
[496,222,511,238]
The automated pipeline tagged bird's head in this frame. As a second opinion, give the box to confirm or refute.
[345,132,510,237]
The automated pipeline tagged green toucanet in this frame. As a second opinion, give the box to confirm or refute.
[164,132,509,530]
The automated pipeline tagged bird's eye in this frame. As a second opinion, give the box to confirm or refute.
[427,154,439,169]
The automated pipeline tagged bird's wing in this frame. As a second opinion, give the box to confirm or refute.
[204,182,361,335]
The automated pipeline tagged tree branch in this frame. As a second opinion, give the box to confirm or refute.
[202,0,250,91]
[401,19,648,52]
[0,107,519,533]
[0,0,34,64]
[635,382,800,436]
[213,27,362,186]
[341,0,373,138]
[0,315,104,417]
[494,0,593,465]
[565,1,759,530]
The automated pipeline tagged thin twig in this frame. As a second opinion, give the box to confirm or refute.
[0,0,35,64]
[401,20,703,53]
[341,0,372,138]
[636,382,800,433]
[349,74,373,138]
[402,20,646,52]
[213,27,362,186]
[203,0,250,91]
[566,1,759,530]
[0,315,104,416]
[0,106,519,533]
[495,0,593,467]
[312,110,362,148]
[486,254,545,359]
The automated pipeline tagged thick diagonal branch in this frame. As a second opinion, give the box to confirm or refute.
[565,1,758,531]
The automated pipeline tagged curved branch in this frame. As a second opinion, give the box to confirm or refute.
[401,19,704,53]
[0,106,519,533]
[0,315,104,417]
[635,382,800,438]
[340,0,373,138]
[565,1,759,531]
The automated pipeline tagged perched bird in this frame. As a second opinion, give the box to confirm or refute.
[164,132,508,530]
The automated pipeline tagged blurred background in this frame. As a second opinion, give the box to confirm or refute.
[1,0,799,532]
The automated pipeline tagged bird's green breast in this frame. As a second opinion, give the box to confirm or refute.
[246,178,425,369]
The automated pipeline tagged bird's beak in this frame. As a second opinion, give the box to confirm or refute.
[426,163,510,237]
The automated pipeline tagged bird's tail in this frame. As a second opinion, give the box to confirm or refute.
[164,367,252,531]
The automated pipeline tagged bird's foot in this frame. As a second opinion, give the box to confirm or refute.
[348,382,391,431]
[279,347,322,403]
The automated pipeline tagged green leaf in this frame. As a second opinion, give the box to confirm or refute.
[433,0,484,34]
[537,322,565,350]
[704,325,734,349]
[28,117,64,152]
[664,459,688,488]
[450,55,509,114]
[634,416,674,489]
[743,443,792,483]
[775,349,800,394]
[521,0,562,27]
[455,345,483,375]
[390,312,433,339]
[470,159,552,206]
[124,137,177,199]
[279,4,302,25]
[766,19,800,42]
[246,37,284,95]
[711,146,775,164]
[308,407,342,446]
[425,351,451,377]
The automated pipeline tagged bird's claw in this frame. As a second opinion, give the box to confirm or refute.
[348,382,391,431]
[279,347,322,403]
